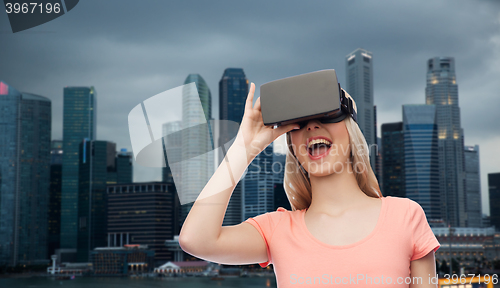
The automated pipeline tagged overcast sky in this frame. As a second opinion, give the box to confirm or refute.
[1,0,499,215]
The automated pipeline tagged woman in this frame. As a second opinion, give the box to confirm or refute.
[179,82,440,287]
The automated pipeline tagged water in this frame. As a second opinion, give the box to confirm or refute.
[0,276,278,288]
[2,276,499,288]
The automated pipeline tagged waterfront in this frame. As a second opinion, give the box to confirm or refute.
[0,276,277,288]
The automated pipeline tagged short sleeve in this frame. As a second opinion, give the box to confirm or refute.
[244,207,287,267]
[409,200,441,261]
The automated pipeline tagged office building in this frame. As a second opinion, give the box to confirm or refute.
[0,81,51,265]
[179,74,214,230]
[218,68,249,225]
[272,153,286,185]
[432,226,499,272]
[374,105,382,183]
[346,48,375,171]
[273,183,292,211]
[243,144,274,220]
[403,104,440,220]
[91,246,155,275]
[61,86,96,249]
[116,149,133,184]
[77,140,114,262]
[162,121,182,184]
[376,136,382,188]
[271,152,291,210]
[464,145,482,227]
[107,148,133,185]
[48,140,63,258]
[381,122,405,198]
[107,182,179,265]
[482,214,491,229]
[425,57,465,227]
[489,173,500,231]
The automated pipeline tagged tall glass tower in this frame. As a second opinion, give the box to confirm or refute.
[488,173,500,231]
[48,140,63,258]
[0,81,51,265]
[218,68,248,225]
[243,143,274,220]
[162,121,182,184]
[425,57,465,227]
[346,48,376,171]
[77,140,113,262]
[381,122,405,198]
[61,86,96,249]
[464,145,482,227]
[403,104,440,220]
[179,74,214,228]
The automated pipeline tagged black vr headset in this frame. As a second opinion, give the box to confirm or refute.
[260,69,357,129]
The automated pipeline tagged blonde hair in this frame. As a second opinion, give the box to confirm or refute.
[282,90,382,211]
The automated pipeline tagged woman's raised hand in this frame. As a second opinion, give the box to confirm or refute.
[233,82,299,164]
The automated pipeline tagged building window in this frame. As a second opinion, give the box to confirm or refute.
[233,80,240,90]
[79,217,87,230]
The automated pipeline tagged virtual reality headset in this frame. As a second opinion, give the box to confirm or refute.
[260,69,357,129]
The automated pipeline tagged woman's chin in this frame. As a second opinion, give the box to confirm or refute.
[305,159,348,176]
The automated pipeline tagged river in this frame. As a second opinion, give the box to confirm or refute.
[0,275,277,288]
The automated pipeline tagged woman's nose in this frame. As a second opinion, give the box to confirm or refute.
[306,120,321,130]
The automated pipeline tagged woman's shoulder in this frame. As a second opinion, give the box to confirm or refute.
[276,207,288,212]
[260,206,301,224]
[382,196,426,226]
[384,195,424,210]
[245,206,291,224]
[383,195,412,207]
[267,206,296,218]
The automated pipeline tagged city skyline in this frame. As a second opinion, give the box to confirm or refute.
[1,0,499,215]
[0,83,51,265]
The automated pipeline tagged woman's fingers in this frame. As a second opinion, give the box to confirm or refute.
[272,123,299,140]
[245,82,255,111]
[253,96,261,112]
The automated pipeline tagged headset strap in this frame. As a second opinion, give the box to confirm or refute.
[339,86,357,123]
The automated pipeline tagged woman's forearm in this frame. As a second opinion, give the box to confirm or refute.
[178,141,251,254]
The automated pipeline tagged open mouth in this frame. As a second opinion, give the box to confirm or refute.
[307,138,332,159]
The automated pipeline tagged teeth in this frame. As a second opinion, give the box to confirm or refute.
[307,138,332,149]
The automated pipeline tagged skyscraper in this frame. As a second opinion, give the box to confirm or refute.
[376,136,382,188]
[218,68,248,226]
[272,153,286,185]
[106,148,133,185]
[381,122,405,198]
[271,152,291,211]
[464,145,482,227]
[374,105,382,183]
[48,140,63,258]
[162,121,182,184]
[115,149,133,184]
[243,144,274,220]
[488,173,500,231]
[425,57,465,227]
[61,86,96,249]
[179,74,214,228]
[162,120,182,233]
[346,48,375,171]
[0,81,51,265]
[403,104,440,220]
[77,140,113,262]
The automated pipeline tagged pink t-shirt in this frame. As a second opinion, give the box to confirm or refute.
[244,196,440,287]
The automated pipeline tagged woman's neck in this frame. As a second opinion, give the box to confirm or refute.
[307,159,370,215]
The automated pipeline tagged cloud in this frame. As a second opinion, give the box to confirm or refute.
[1,0,499,214]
